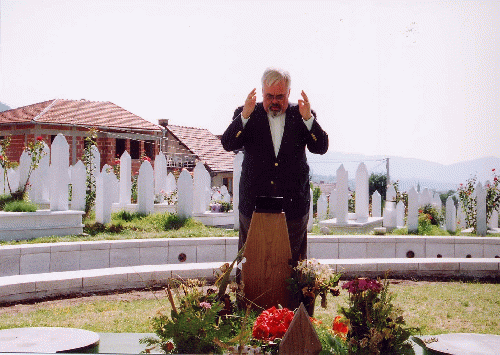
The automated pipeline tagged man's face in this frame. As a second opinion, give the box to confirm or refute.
[262,80,290,116]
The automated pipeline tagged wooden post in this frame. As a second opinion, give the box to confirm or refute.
[242,211,292,310]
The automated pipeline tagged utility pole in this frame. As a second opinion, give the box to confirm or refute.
[386,157,390,188]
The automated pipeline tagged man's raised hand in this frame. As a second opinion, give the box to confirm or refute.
[298,90,312,120]
[242,88,257,119]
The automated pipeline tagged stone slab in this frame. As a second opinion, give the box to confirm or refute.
[0,327,99,353]
[420,333,500,355]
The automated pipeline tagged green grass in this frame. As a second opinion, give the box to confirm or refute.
[1,281,499,336]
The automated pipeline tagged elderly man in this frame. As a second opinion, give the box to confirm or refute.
[221,67,329,264]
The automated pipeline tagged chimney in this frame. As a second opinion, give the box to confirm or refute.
[158,119,169,127]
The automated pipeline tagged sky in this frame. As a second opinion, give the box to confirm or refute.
[1,0,499,166]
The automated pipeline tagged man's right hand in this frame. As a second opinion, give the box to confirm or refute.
[241,88,257,119]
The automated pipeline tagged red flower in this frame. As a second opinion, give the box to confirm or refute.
[142,156,151,162]
[36,136,43,141]
[252,306,294,341]
[342,278,382,294]
[493,169,496,172]
[332,316,348,338]
[165,341,174,351]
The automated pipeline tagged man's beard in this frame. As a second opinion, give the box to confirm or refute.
[268,104,282,117]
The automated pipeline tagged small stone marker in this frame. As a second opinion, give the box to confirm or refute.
[0,327,99,353]
[422,333,500,355]
[242,212,292,310]
[279,303,322,355]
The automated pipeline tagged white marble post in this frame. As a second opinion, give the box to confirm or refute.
[489,208,499,229]
[396,201,406,228]
[50,134,70,211]
[355,162,369,222]
[317,194,327,221]
[445,196,456,233]
[476,182,487,236]
[383,201,397,230]
[371,190,381,218]
[407,187,419,233]
[154,152,167,200]
[110,171,119,203]
[420,188,432,207]
[18,151,30,190]
[307,188,313,232]
[329,189,337,218]
[432,193,442,211]
[386,184,396,202]
[336,164,348,225]
[119,151,132,206]
[177,169,194,219]
[457,201,466,230]
[233,151,243,230]
[137,160,154,215]
[29,142,50,204]
[166,172,177,194]
[95,166,113,224]
[70,160,86,211]
[193,162,211,214]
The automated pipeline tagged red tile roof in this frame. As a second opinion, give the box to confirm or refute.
[167,124,235,172]
[0,99,162,132]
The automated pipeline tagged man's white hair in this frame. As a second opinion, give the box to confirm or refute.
[261,67,291,90]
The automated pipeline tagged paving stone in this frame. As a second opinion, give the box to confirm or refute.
[421,333,500,355]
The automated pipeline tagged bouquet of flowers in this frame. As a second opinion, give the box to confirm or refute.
[287,259,341,315]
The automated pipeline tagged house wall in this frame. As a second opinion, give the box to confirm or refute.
[0,124,161,174]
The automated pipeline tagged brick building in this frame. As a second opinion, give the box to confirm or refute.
[0,99,235,189]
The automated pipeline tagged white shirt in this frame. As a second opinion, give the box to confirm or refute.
[241,111,314,157]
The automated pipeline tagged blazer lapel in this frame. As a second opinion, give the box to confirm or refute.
[277,105,295,159]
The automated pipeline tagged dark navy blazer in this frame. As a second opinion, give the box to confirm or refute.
[221,102,329,220]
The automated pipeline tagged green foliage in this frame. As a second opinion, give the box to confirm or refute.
[312,185,321,214]
[3,200,38,212]
[340,278,419,355]
[141,280,243,354]
[369,173,387,201]
[440,190,457,208]
[82,129,98,216]
[131,174,139,204]
[151,213,188,231]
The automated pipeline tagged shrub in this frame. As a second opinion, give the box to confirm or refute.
[3,200,38,212]
[157,213,187,231]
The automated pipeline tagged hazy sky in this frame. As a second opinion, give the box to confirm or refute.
[1,0,499,165]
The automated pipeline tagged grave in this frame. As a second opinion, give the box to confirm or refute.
[419,333,500,355]
[0,327,99,353]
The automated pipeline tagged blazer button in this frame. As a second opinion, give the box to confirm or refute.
[274,162,278,167]
[270,181,274,185]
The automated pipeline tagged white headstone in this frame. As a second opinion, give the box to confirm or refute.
[307,188,313,232]
[489,208,499,229]
[432,193,442,211]
[18,150,31,190]
[329,189,337,218]
[165,172,176,193]
[355,162,369,222]
[371,190,381,218]
[137,160,154,215]
[50,134,69,211]
[29,142,50,204]
[317,194,327,221]
[383,201,397,230]
[91,145,100,178]
[336,164,348,225]
[70,160,86,211]
[154,152,167,198]
[95,168,113,224]
[457,201,466,230]
[445,196,456,233]
[119,151,132,206]
[7,168,19,193]
[420,188,432,207]
[396,201,406,228]
[386,184,396,202]
[193,162,211,214]
[233,151,243,230]
[177,168,193,218]
[220,185,231,203]
[407,187,419,233]
[476,182,487,236]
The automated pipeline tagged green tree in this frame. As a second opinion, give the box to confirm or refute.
[311,184,321,214]
[369,173,387,201]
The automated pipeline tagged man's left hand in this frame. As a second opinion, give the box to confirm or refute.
[298,90,312,120]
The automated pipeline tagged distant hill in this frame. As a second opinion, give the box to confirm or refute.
[0,102,11,112]
[307,151,500,192]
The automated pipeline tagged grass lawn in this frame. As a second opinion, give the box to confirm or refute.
[1,280,499,337]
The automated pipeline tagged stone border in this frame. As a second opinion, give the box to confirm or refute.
[1,258,499,304]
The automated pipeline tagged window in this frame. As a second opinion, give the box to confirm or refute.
[116,138,126,158]
[130,140,140,159]
[144,141,155,160]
